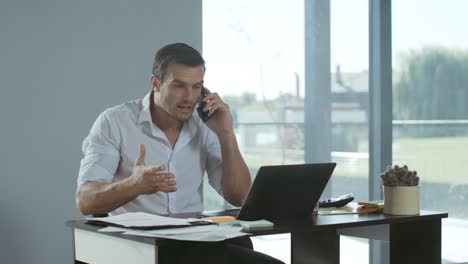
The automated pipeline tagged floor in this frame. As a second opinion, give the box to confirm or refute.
[251,234,368,264]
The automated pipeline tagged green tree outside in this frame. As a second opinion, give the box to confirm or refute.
[393,47,468,120]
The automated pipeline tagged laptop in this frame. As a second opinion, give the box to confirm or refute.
[231,163,336,222]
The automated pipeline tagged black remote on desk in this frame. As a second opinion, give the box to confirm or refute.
[319,193,354,208]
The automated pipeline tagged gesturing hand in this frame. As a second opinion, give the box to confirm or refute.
[130,144,177,195]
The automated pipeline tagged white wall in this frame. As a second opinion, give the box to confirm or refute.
[0,0,202,263]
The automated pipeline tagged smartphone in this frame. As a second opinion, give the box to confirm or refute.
[197,87,210,122]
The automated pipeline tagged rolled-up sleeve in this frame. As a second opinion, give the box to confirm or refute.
[77,112,121,190]
[205,130,223,196]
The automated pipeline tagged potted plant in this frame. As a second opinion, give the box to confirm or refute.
[380,165,420,215]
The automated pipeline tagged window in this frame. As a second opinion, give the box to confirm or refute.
[202,0,305,211]
[331,1,369,263]
[204,1,466,263]
[203,1,369,263]
[392,0,468,262]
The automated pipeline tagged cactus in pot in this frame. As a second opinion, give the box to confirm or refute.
[380,165,419,187]
[380,165,420,215]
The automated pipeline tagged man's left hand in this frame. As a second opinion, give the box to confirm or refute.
[201,87,233,136]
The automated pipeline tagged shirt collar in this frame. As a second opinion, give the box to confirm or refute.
[137,91,199,147]
[137,91,153,124]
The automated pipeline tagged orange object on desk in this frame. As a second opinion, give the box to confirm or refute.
[356,201,384,213]
[203,216,236,223]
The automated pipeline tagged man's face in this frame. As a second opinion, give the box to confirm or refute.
[152,64,204,122]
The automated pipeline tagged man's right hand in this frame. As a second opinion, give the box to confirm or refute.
[129,144,177,195]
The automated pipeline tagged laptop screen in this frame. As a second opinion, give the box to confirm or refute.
[236,163,336,221]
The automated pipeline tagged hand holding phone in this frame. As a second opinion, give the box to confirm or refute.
[197,87,210,122]
[195,87,234,135]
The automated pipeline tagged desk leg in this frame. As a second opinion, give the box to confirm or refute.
[291,229,339,264]
[389,219,441,264]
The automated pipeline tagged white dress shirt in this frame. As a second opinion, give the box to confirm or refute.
[77,91,223,215]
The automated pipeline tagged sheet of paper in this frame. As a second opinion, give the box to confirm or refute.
[122,226,250,242]
[149,225,222,235]
[318,206,356,215]
[93,212,249,242]
[318,209,355,215]
[98,226,131,232]
[87,212,193,228]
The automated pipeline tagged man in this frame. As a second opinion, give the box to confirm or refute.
[76,43,284,264]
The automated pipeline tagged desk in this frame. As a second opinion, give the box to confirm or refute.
[67,210,447,264]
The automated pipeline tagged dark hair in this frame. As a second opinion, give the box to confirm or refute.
[152,43,205,81]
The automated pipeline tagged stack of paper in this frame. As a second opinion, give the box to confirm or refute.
[318,206,355,215]
[88,212,250,242]
[86,212,203,229]
[98,225,249,242]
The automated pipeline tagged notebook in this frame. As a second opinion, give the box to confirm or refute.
[236,163,336,221]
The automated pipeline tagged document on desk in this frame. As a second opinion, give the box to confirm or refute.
[318,202,384,215]
[86,212,199,229]
[98,225,250,242]
[318,206,355,215]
